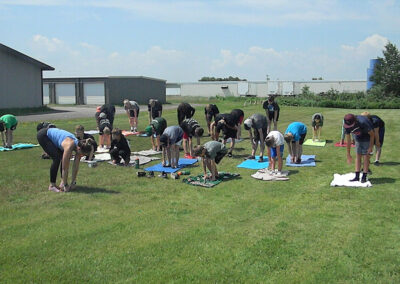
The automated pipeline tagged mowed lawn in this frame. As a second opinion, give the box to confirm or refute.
[1,100,399,283]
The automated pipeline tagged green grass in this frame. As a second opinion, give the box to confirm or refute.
[1,101,400,283]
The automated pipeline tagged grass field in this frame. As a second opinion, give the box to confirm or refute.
[1,100,399,283]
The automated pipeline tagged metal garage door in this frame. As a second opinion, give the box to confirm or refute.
[56,83,76,104]
[84,82,105,105]
[43,83,50,104]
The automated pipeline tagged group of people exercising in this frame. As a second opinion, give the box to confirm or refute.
[1,95,385,192]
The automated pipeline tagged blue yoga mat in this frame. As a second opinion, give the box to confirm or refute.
[237,156,269,170]
[286,155,316,167]
[144,158,198,173]
[0,143,39,151]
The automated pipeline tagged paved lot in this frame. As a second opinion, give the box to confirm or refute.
[16,104,184,122]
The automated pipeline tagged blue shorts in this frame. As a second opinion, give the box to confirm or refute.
[355,141,369,155]
[271,144,284,158]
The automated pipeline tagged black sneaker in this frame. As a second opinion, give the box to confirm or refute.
[373,161,380,166]
[246,155,255,160]
[258,157,264,163]
[227,152,233,157]
[147,171,154,178]
[350,176,359,182]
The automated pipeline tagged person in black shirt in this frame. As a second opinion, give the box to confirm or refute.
[263,96,280,133]
[361,112,385,166]
[148,99,163,123]
[230,109,244,139]
[180,118,204,158]
[204,104,219,136]
[177,102,196,125]
[75,125,97,160]
[98,113,112,149]
[110,128,131,166]
[99,104,116,127]
[210,113,237,157]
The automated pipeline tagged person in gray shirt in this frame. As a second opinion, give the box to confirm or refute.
[243,114,268,162]
[159,126,184,168]
[194,141,228,181]
[123,99,140,132]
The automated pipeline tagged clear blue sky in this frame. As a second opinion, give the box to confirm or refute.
[1,0,399,82]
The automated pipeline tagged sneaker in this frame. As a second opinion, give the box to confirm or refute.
[48,185,60,192]
[130,127,134,132]
[147,171,154,178]
[158,171,168,178]
[246,155,255,160]
[258,157,264,163]
[374,161,380,166]
[133,127,137,132]
[227,152,233,158]
[295,158,302,164]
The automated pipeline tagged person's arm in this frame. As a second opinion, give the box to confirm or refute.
[274,110,278,122]
[374,127,380,147]
[368,130,375,154]
[88,147,94,161]
[60,140,75,191]
[148,106,152,123]
[70,154,81,190]
[191,107,196,117]
[346,134,352,164]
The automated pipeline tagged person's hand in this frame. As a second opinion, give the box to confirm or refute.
[347,154,352,164]
[367,148,373,155]
[376,141,381,148]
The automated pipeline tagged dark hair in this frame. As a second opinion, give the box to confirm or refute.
[194,127,204,137]
[36,122,55,132]
[75,125,85,132]
[193,145,205,157]
[265,136,274,147]
[112,128,122,136]
[78,138,95,155]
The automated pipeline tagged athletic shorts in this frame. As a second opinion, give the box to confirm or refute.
[268,110,280,121]
[129,109,139,118]
[355,141,370,155]
[271,144,284,158]
[291,133,306,145]
[183,132,192,140]
[223,128,237,140]
[254,128,268,142]
[10,122,18,131]
[174,139,183,146]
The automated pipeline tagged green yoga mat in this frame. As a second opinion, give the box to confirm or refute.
[303,139,326,147]
[183,172,240,188]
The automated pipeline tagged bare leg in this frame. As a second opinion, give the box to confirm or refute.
[273,120,278,131]
[375,146,382,162]
[355,153,361,172]
[362,154,370,173]
[150,136,156,150]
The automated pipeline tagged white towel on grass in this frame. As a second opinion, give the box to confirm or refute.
[108,155,160,166]
[251,170,290,181]
[132,149,162,156]
[330,173,372,187]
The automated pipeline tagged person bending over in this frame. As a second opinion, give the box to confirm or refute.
[204,104,219,136]
[144,117,167,151]
[263,96,280,133]
[177,102,196,125]
[194,141,228,181]
[159,126,183,168]
[75,125,97,160]
[148,99,163,123]
[37,127,94,192]
[0,114,18,149]
[243,114,268,162]
[180,118,204,158]
[361,111,385,166]
[99,104,116,127]
[110,128,131,166]
[123,99,140,132]
[311,113,324,141]
[98,113,112,149]
[265,130,285,174]
[343,114,375,183]
[230,108,244,139]
[284,122,307,164]
[211,113,237,157]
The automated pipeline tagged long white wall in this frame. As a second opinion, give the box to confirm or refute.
[180,82,238,97]
[293,81,366,95]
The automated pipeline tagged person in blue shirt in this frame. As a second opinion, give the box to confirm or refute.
[284,122,307,164]
[37,127,95,192]
[343,114,375,183]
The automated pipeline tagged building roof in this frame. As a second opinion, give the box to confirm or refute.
[0,43,55,71]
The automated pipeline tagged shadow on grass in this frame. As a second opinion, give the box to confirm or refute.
[381,161,400,166]
[72,186,120,194]
[326,139,334,144]
[369,177,396,185]
[288,169,299,175]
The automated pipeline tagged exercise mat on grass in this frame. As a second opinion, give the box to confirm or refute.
[303,139,326,147]
[0,143,39,151]
[183,172,240,188]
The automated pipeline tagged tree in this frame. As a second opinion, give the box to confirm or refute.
[370,42,400,97]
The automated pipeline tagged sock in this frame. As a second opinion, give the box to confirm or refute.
[350,172,360,182]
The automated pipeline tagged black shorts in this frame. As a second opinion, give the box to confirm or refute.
[129,109,140,118]
[292,133,307,145]
[10,123,18,131]
[223,127,237,140]
[268,111,280,121]
[254,128,268,142]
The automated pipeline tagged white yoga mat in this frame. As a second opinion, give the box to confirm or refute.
[84,130,99,135]
[330,173,372,187]
[108,155,160,166]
